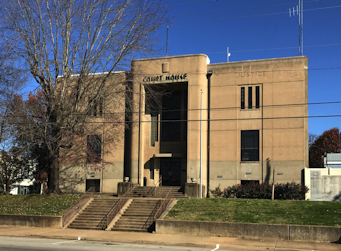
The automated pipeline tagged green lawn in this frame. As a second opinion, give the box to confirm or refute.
[165,198,341,226]
[0,194,81,216]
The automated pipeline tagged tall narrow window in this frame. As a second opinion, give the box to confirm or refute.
[87,135,101,163]
[248,87,252,109]
[256,86,260,109]
[161,90,181,141]
[241,130,259,161]
[150,115,158,146]
[145,90,159,147]
[183,90,188,141]
[241,87,245,109]
[88,98,103,117]
[99,98,103,116]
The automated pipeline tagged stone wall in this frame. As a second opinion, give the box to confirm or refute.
[0,214,62,228]
[156,219,341,242]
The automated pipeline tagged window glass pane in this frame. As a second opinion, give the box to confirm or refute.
[86,179,100,192]
[161,90,181,141]
[248,87,252,109]
[241,87,245,109]
[150,115,158,146]
[241,130,259,161]
[183,90,188,141]
[145,89,159,146]
[256,86,260,109]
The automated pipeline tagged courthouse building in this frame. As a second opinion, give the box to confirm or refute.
[60,54,309,197]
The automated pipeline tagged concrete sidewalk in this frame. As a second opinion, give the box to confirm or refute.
[0,226,339,251]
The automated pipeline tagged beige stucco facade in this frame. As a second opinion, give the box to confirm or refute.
[60,54,308,196]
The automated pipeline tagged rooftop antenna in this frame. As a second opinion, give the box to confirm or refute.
[227,47,231,62]
[166,26,169,57]
[289,0,303,56]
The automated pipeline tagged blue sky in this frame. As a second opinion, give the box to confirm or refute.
[159,0,341,135]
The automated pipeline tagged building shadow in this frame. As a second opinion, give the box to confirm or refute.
[333,191,341,201]
[265,158,271,183]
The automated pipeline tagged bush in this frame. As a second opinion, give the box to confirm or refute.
[210,184,224,198]
[223,182,308,200]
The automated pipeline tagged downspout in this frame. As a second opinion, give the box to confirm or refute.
[137,83,142,185]
[206,70,212,197]
[261,84,264,183]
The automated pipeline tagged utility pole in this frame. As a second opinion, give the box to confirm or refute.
[200,89,203,198]
[166,26,169,57]
[289,0,303,56]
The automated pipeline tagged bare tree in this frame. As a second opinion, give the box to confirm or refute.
[0,0,167,192]
[0,51,27,144]
[308,133,318,148]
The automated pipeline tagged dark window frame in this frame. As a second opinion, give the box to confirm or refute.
[248,86,252,109]
[241,130,259,161]
[256,86,260,109]
[241,87,245,109]
[241,180,260,185]
[161,90,182,142]
[88,98,103,117]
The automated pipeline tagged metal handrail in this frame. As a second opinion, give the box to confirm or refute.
[62,186,95,227]
[142,199,161,230]
[154,175,162,197]
[103,186,132,229]
[153,187,174,221]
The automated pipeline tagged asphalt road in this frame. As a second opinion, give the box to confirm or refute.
[0,237,229,251]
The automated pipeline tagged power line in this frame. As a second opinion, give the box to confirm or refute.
[165,0,333,9]
[81,101,341,116]
[6,114,341,125]
[172,5,341,25]
[204,43,341,55]
[4,100,341,118]
[167,0,327,18]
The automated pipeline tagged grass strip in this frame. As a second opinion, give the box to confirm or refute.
[0,194,81,216]
[165,198,341,226]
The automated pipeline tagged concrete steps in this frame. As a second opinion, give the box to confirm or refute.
[68,198,119,230]
[132,186,188,198]
[111,199,161,232]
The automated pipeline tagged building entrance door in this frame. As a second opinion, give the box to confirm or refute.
[160,158,181,186]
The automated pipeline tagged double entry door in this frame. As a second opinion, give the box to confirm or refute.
[160,158,181,186]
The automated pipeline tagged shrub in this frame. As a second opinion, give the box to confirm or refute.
[210,184,224,198]
[223,182,308,200]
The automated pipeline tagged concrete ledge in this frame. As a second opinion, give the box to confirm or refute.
[290,225,341,242]
[156,220,341,242]
[0,214,62,228]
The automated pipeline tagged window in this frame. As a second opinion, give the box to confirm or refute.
[241,87,245,109]
[150,115,158,146]
[241,180,259,185]
[183,90,188,141]
[241,130,259,161]
[86,179,100,192]
[161,90,181,141]
[88,98,103,117]
[87,135,101,162]
[145,89,159,147]
[248,87,252,109]
[256,86,260,109]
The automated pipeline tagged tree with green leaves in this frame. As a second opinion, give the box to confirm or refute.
[309,128,341,167]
